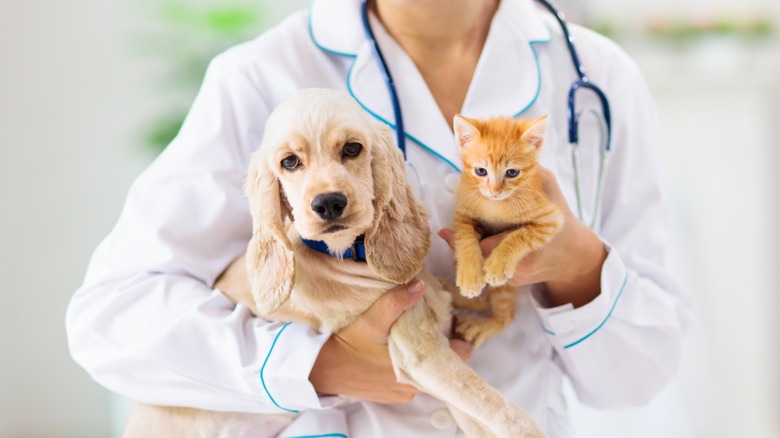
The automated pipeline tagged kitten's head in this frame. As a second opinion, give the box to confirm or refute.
[453,114,548,201]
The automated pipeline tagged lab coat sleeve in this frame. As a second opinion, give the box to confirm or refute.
[531,43,693,408]
[65,51,337,413]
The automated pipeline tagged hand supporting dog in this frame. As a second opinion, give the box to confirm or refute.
[218,258,474,405]
[310,280,477,404]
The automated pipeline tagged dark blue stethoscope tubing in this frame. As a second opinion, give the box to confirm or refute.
[360,0,613,155]
[533,0,586,81]
[360,0,406,158]
[568,81,613,152]
[534,0,612,152]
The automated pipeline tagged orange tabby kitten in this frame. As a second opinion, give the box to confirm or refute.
[451,114,563,346]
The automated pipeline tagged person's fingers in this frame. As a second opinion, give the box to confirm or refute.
[537,166,558,195]
[365,389,418,405]
[437,228,455,249]
[449,339,474,361]
[350,280,425,344]
[441,227,503,259]
[538,166,572,215]
[478,230,507,257]
[397,383,423,394]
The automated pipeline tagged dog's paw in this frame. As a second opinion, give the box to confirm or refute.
[456,316,503,347]
[456,267,486,298]
[495,408,547,438]
[483,256,515,286]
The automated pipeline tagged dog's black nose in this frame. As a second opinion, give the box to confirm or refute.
[311,192,348,220]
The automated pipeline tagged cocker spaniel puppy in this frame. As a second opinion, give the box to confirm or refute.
[122,89,544,438]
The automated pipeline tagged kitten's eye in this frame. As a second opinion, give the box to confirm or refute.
[505,169,520,178]
[474,167,487,177]
[342,142,362,159]
[281,155,301,171]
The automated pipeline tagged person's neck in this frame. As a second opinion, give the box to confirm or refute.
[374,0,499,52]
[372,0,500,129]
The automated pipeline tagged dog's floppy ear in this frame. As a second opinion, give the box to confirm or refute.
[244,150,295,315]
[364,125,431,283]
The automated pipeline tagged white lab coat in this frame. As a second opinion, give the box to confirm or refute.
[66,0,693,437]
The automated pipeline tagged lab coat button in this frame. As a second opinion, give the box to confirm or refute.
[444,173,460,193]
[556,321,575,333]
[430,408,454,430]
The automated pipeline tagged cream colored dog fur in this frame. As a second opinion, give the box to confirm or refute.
[122,89,545,438]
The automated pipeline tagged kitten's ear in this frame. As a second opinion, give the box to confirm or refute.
[520,115,549,151]
[453,115,480,149]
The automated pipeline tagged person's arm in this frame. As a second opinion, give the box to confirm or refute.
[66,52,334,413]
[536,43,692,408]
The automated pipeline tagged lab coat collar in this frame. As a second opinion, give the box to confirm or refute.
[309,0,552,171]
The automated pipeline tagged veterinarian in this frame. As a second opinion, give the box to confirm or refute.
[66,0,692,436]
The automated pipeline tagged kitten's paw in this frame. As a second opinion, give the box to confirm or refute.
[456,268,486,298]
[456,316,502,347]
[483,256,515,286]
[451,292,490,311]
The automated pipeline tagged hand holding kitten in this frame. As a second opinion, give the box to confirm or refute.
[441,166,607,309]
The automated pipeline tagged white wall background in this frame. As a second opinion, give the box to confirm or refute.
[1,1,152,436]
[568,39,780,437]
[1,1,778,437]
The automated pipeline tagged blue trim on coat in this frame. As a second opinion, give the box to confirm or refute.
[308,6,553,174]
[562,271,629,349]
[343,61,462,172]
[541,271,629,347]
[513,37,552,117]
[260,322,299,413]
[289,435,348,438]
[307,5,358,58]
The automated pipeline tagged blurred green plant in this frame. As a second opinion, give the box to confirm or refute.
[590,22,617,39]
[139,1,267,153]
[645,16,774,43]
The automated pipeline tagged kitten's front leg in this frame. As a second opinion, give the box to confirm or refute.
[453,214,486,298]
[483,218,561,286]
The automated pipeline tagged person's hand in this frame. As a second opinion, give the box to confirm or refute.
[216,257,473,402]
[439,167,607,308]
[214,254,258,313]
[309,280,474,403]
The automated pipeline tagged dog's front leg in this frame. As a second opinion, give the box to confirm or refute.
[388,303,546,438]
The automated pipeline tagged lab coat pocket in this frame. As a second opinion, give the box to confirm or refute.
[277,408,349,438]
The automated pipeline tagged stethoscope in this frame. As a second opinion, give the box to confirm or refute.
[360,0,612,229]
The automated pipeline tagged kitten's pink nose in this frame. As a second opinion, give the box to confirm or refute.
[489,190,502,197]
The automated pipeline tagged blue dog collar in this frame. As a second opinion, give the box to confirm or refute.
[301,235,367,262]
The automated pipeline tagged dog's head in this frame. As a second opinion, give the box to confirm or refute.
[245,89,430,314]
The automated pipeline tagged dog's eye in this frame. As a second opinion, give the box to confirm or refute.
[474,167,487,177]
[281,155,301,171]
[342,142,362,159]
